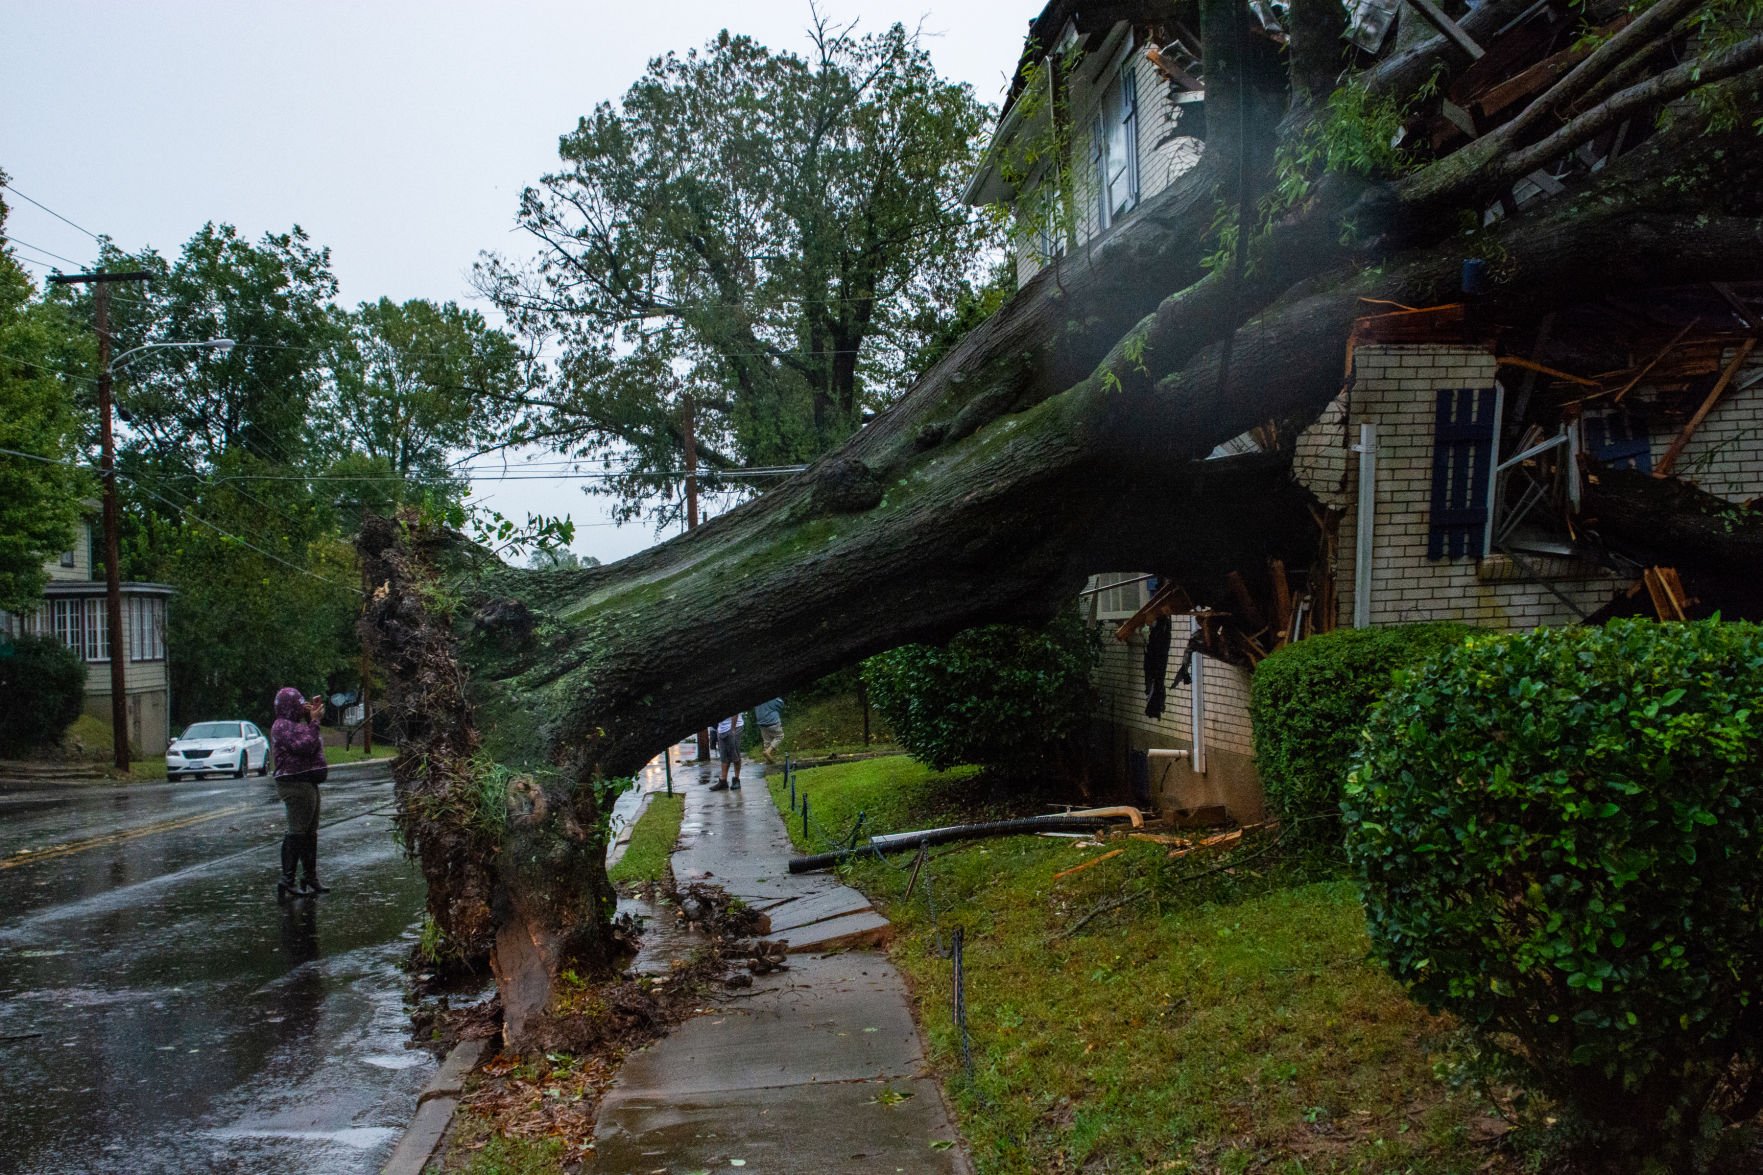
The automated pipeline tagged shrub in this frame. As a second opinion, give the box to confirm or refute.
[1344,619,1763,1167]
[0,633,87,757]
[863,611,1098,775]
[1249,622,1473,845]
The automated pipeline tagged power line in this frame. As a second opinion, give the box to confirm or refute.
[0,444,362,598]
[118,477,365,599]
[0,181,105,242]
[0,234,90,268]
[0,349,98,384]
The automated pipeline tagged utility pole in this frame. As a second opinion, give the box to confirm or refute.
[683,393,710,765]
[49,270,154,773]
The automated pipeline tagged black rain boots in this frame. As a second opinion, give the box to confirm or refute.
[298,833,331,895]
[277,835,300,900]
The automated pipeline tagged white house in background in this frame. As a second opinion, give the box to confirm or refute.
[2,515,174,754]
[964,0,1206,288]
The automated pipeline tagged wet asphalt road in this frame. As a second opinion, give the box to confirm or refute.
[0,772,433,1175]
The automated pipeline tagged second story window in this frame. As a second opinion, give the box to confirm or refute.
[1092,65,1140,232]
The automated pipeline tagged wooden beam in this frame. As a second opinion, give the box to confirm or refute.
[1224,571,1267,630]
[1612,320,1699,403]
[1404,0,1486,60]
[1052,848,1126,883]
[1113,581,1193,643]
[1495,354,1599,387]
[1268,559,1293,638]
[1655,339,1758,477]
[1641,566,1688,621]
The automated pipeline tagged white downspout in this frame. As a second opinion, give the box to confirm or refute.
[1352,422,1377,628]
[1188,616,1207,775]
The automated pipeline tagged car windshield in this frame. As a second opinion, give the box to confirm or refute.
[181,722,242,740]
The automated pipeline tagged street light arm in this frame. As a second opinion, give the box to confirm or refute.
[107,337,236,374]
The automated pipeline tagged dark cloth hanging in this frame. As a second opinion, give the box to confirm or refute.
[1173,628,1206,688]
[1143,615,1172,718]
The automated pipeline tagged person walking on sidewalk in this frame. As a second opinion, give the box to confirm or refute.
[754,697,784,763]
[711,712,743,791]
[271,686,331,898]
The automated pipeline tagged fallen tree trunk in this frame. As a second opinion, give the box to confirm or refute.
[360,15,1763,1048]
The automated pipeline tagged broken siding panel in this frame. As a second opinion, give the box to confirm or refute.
[1134,60,1203,204]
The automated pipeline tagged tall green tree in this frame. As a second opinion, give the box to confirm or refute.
[52,222,351,721]
[326,297,525,480]
[88,223,338,472]
[0,177,90,613]
[477,15,1000,523]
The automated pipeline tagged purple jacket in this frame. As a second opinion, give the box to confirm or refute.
[271,686,328,779]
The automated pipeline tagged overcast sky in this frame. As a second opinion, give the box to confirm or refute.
[1,0,1028,564]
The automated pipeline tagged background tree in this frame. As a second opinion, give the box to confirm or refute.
[46,223,359,723]
[0,177,91,613]
[527,545,599,571]
[324,296,525,483]
[477,15,1001,524]
[83,223,338,472]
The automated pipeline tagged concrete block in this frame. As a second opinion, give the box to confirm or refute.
[784,909,894,953]
[381,1095,457,1175]
[420,1038,487,1104]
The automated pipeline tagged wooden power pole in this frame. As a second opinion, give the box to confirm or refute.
[48,270,154,773]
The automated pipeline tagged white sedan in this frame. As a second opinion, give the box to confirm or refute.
[166,721,271,779]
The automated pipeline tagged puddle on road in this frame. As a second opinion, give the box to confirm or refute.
[203,1126,401,1150]
[359,1053,426,1070]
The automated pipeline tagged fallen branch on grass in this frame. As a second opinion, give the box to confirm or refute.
[1051,847,1126,882]
[1052,830,1290,940]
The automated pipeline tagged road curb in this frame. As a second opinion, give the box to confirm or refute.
[381,1037,488,1175]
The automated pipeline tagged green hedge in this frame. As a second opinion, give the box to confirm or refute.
[0,633,86,757]
[1344,620,1763,1166]
[863,612,1097,775]
[1249,622,1473,845]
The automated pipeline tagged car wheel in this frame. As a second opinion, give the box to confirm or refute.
[235,753,248,780]
[258,756,269,776]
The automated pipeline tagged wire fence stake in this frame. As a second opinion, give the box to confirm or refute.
[951,925,973,1083]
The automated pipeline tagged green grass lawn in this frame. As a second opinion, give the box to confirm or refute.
[774,690,897,759]
[607,792,685,886]
[770,755,1511,1174]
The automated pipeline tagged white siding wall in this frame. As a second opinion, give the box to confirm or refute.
[44,523,92,583]
[1013,30,1204,288]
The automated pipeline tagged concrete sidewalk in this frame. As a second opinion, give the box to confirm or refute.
[590,765,971,1174]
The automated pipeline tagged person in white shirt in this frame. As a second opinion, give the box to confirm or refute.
[711,713,743,791]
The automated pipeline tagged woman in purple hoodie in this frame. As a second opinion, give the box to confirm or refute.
[271,686,330,899]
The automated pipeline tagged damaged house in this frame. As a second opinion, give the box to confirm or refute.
[966,0,1763,822]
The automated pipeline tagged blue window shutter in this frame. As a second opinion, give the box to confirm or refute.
[1585,412,1653,473]
[1428,387,1497,560]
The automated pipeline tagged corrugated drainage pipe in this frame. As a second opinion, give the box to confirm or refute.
[787,814,1119,874]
